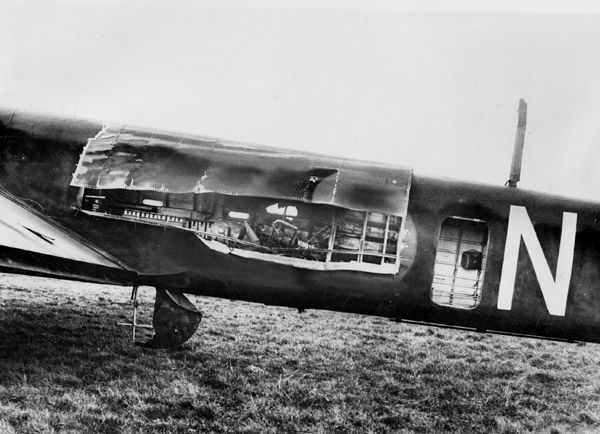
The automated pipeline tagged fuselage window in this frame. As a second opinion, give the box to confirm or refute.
[431,217,489,309]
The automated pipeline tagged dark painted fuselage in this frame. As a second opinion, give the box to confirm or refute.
[1,110,599,342]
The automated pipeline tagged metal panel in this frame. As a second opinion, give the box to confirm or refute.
[71,125,412,216]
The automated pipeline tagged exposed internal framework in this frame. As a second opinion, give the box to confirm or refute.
[71,124,413,274]
[80,190,404,273]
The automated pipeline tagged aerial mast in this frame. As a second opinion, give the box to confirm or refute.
[507,98,528,188]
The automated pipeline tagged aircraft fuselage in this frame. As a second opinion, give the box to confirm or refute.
[1,110,599,343]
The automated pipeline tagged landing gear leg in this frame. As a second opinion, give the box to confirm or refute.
[116,285,153,342]
[140,288,202,349]
[117,286,202,348]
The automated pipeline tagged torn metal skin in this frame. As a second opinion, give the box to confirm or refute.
[71,124,412,216]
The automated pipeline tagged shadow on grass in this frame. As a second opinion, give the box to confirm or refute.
[0,301,147,384]
[0,297,226,432]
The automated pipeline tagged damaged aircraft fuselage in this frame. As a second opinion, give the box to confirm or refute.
[1,109,600,345]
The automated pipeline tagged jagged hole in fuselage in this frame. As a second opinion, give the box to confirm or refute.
[79,189,405,274]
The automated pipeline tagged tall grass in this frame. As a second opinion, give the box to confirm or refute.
[0,274,599,433]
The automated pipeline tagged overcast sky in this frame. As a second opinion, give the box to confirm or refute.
[2,1,600,200]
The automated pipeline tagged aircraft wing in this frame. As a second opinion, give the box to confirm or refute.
[0,190,134,285]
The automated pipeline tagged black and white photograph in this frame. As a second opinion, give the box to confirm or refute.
[1,1,600,432]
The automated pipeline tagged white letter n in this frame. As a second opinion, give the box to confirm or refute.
[497,205,577,316]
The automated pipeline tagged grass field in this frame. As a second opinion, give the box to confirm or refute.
[1,273,600,433]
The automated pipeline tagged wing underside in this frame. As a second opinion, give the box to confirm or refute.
[0,190,134,285]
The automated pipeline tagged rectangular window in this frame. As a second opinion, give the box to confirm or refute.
[431,217,488,309]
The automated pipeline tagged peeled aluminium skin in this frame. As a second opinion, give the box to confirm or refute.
[71,125,412,217]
